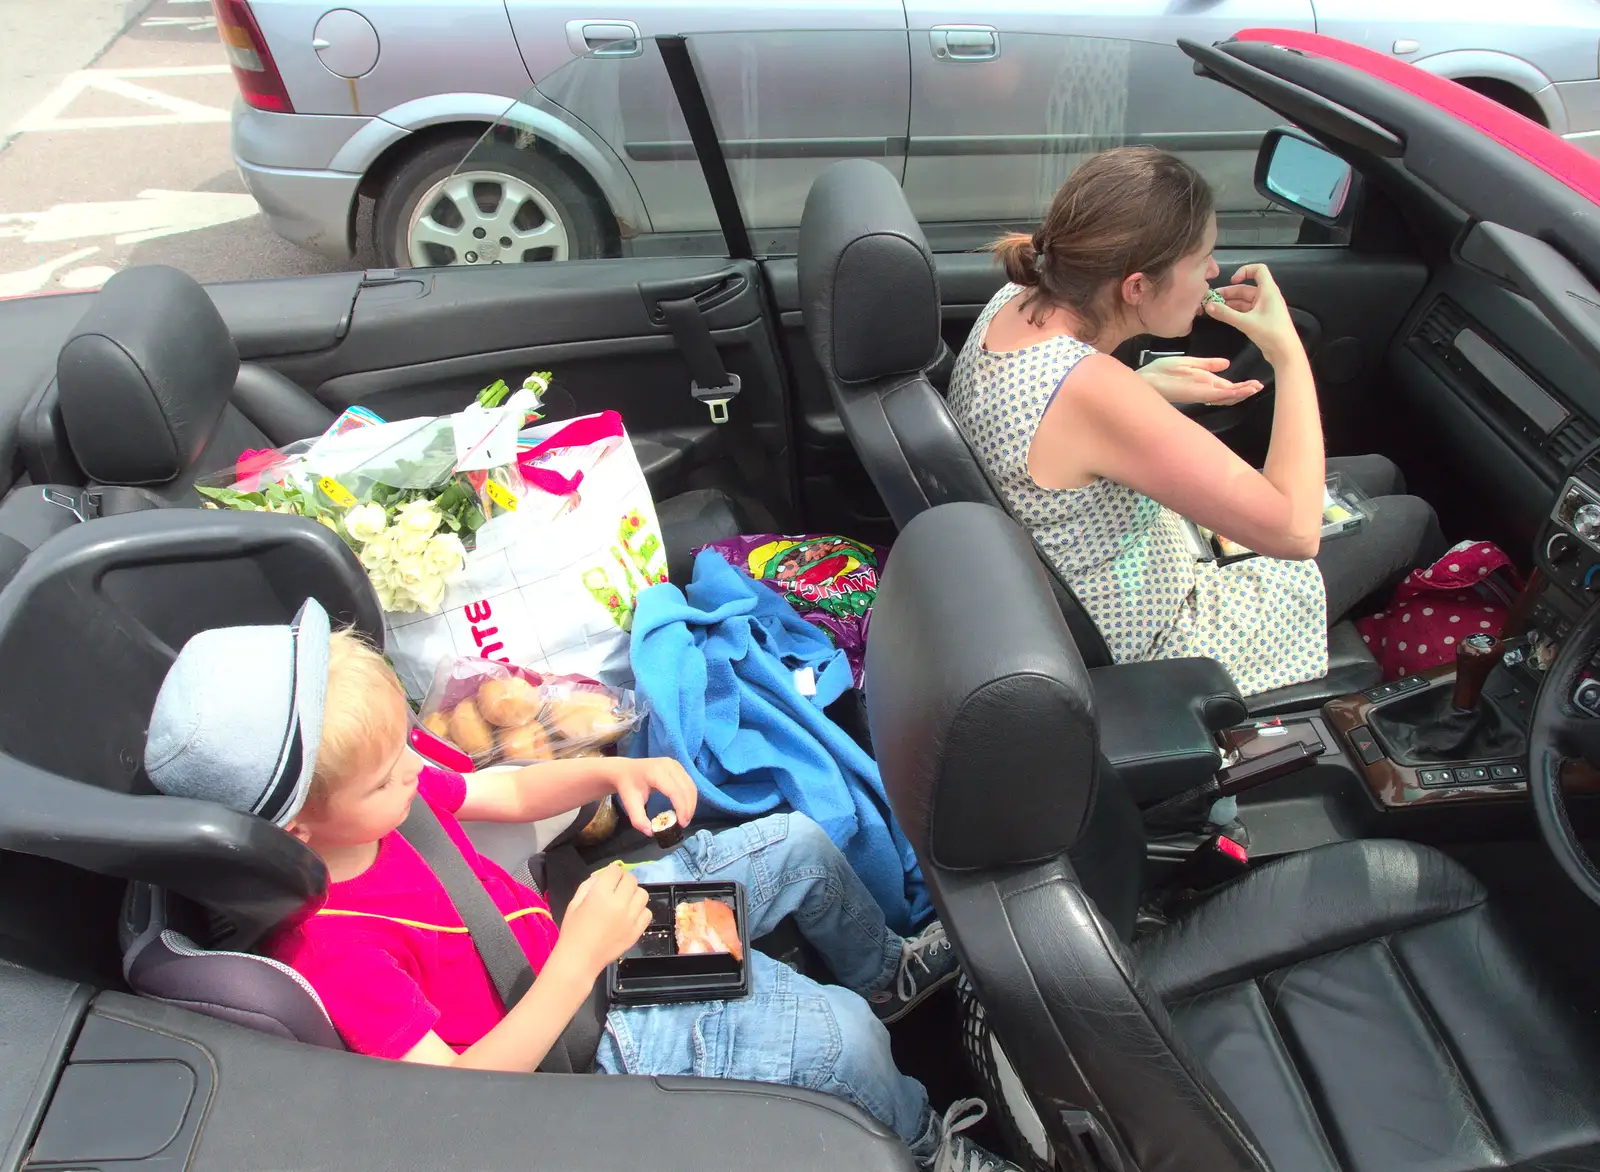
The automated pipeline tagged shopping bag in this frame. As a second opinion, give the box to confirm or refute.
[383,411,668,699]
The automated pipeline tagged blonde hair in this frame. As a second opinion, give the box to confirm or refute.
[310,629,408,805]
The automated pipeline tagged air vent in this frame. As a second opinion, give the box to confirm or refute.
[1551,414,1600,468]
[1414,297,1466,355]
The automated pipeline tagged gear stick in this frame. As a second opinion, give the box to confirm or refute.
[1451,633,1502,711]
[1368,631,1525,766]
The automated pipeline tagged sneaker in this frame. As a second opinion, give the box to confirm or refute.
[870,920,958,1024]
[920,1099,1023,1172]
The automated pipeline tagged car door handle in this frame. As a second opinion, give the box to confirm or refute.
[930,26,999,62]
[564,19,642,59]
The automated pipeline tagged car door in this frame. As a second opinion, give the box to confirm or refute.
[503,2,910,251]
[897,1,1317,244]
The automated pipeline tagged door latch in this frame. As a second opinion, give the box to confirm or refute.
[930,26,999,62]
[564,19,642,59]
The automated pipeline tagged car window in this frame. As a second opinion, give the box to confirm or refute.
[681,29,1345,255]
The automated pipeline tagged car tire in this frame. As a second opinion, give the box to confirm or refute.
[374,135,608,269]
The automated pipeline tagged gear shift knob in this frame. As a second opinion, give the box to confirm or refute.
[1452,632,1501,712]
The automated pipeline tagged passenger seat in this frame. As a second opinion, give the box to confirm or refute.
[12,265,749,573]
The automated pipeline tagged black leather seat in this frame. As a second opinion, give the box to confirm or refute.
[799,160,1379,715]
[867,502,1600,1172]
[21,265,336,502]
[15,264,749,563]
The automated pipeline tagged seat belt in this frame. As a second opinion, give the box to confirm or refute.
[398,800,604,1074]
[657,295,778,513]
[658,296,742,425]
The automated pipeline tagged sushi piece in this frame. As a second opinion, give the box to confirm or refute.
[675,898,742,961]
[651,810,685,849]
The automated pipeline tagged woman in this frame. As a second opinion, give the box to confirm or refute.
[947,146,1439,696]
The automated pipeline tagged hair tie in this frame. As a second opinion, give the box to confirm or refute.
[1033,251,1046,272]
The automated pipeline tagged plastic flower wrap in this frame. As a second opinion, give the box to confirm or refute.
[195,373,551,614]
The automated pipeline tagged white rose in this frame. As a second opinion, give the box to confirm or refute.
[345,502,388,543]
[357,531,393,569]
[423,532,468,577]
[396,499,442,535]
[394,528,430,557]
[394,554,426,589]
[374,581,398,612]
[410,572,448,613]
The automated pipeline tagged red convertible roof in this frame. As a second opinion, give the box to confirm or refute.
[1235,28,1600,207]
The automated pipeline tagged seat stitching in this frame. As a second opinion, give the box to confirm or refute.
[1251,972,1348,1171]
[1380,933,1506,1164]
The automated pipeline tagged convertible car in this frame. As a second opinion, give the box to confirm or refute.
[2,26,1600,1172]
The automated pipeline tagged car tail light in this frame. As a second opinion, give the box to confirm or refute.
[211,0,294,113]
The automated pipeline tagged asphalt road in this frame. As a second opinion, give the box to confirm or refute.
[0,0,364,295]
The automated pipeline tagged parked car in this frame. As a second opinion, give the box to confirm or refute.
[220,0,1600,268]
[4,26,1600,1172]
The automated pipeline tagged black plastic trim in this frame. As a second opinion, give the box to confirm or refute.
[1181,38,1403,159]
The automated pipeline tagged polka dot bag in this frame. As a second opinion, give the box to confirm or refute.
[1354,540,1522,680]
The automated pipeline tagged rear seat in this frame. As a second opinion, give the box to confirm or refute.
[5,265,748,575]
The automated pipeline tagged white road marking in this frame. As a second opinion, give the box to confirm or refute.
[0,247,101,298]
[142,16,218,30]
[15,66,233,133]
[0,189,260,245]
[60,265,119,290]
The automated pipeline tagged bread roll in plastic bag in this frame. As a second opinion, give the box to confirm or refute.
[419,657,644,766]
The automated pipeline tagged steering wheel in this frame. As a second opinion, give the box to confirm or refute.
[1528,599,1600,905]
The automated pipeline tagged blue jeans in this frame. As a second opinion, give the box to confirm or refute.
[594,812,939,1159]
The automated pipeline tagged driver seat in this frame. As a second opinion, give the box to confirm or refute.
[867,502,1600,1172]
[799,159,1381,715]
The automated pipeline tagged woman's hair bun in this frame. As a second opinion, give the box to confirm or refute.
[993,231,1042,288]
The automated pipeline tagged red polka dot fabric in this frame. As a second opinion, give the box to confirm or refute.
[1353,541,1522,680]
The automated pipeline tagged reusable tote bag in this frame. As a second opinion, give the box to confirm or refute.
[384,411,667,699]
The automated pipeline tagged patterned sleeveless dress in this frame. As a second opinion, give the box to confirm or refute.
[946,285,1328,697]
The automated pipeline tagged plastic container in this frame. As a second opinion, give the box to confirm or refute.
[606,881,750,1006]
[1321,472,1373,539]
[1193,472,1375,561]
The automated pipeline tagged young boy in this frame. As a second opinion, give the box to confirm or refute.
[143,599,1021,1172]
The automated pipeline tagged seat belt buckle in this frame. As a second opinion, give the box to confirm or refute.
[691,372,741,424]
[1168,832,1251,892]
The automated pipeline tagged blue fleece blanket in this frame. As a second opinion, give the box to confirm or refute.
[627,549,930,934]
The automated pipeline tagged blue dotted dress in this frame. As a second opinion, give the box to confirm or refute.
[947,284,1328,696]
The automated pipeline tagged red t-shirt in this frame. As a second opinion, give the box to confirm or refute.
[267,766,561,1059]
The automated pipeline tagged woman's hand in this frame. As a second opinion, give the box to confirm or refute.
[605,756,697,836]
[553,865,651,975]
[1137,355,1263,407]
[1203,263,1304,368]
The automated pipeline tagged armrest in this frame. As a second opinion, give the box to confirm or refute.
[1090,659,1244,808]
[231,363,335,446]
[59,996,916,1172]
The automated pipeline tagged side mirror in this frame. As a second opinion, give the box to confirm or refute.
[1254,128,1358,225]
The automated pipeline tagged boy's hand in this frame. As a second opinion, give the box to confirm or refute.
[606,757,697,836]
[556,865,651,974]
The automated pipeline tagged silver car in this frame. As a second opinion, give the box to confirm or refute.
[223,0,1600,268]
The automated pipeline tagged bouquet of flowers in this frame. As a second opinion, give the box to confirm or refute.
[197,372,553,614]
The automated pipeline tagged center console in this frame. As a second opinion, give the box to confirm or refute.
[1315,470,1600,809]
[1092,467,1600,878]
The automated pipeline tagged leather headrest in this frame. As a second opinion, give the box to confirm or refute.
[57,265,239,486]
[799,160,942,386]
[867,503,1100,871]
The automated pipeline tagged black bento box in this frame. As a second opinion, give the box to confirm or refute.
[605,880,750,1006]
